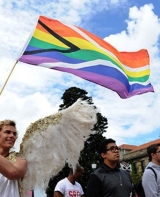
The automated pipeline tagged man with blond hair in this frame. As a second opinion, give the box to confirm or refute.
[0,119,27,197]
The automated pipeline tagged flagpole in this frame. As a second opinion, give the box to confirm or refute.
[0,60,18,95]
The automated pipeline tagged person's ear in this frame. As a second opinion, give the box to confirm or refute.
[101,152,106,159]
[151,152,156,158]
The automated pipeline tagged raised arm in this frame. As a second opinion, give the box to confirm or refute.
[0,155,27,180]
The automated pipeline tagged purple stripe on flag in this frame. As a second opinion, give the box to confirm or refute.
[52,66,154,98]
[19,55,60,65]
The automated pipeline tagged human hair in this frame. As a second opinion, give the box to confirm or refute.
[0,119,16,131]
[147,143,160,161]
[99,138,116,155]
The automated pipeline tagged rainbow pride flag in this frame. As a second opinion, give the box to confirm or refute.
[19,16,154,98]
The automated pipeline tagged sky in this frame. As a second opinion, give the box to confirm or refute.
[0,0,160,196]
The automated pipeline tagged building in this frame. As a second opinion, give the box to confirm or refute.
[119,138,160,175]
[119,144,137,161]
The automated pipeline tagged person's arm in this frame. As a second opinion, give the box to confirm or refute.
[142,168,157,197]
[79,184,84,197]
[54,180,65,197]
[86,174,102,197]
[0,155,27,180]
[54,191,63,197]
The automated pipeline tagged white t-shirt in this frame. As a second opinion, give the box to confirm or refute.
[54,177,84,197]
[0,173,20,197]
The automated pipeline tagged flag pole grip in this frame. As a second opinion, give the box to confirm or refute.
[0,60,18,95]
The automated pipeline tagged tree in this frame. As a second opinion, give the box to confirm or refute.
[59,87,94,109]
[46,87,108,197]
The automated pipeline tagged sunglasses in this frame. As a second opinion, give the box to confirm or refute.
[106,146,121,153]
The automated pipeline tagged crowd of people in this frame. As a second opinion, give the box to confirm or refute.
[0,118,160,197]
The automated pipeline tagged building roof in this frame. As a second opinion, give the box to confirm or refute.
[130,138,160,153]
[119,144,137,150]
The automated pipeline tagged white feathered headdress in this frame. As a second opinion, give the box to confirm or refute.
[19,99,98,196]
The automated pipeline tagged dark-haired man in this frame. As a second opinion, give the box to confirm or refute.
[54,164,84,197]
[142,143,160,197]
[86,138,133,197]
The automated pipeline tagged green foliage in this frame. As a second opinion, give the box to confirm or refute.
[46,87,108,197]
[131,173,142,184]
[59,87,93,110]
[130,162,142,184]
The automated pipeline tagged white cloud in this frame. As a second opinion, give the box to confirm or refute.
[104,4,160,52]
[100,4,160,145]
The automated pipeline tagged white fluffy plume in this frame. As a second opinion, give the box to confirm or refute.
[19,99,98,196]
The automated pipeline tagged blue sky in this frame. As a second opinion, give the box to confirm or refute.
[0,0,160,196]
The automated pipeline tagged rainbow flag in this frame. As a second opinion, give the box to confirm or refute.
[19,16,154,98]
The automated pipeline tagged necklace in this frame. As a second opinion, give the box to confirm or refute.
[109,171,123,186]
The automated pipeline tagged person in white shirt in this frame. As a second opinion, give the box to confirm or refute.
[0,119,27,197]
[54,164,84,197]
